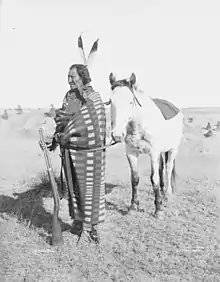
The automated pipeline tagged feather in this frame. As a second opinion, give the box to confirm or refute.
[89,39,99,55]
[78,35,83,50]
[78,35,87,65]
[87,39,99,67]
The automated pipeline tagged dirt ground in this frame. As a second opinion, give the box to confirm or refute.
[0,108,220,281]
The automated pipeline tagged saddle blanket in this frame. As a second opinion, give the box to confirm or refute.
[152,98,180,120]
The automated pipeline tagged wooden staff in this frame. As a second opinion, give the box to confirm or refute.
[39,128,63,245]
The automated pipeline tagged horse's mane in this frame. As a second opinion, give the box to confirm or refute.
[132,83,164,116]
[133,84,147,98]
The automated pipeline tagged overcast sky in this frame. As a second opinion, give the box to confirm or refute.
[0,0,220,109]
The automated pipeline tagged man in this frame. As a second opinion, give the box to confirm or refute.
[51,64,91,143]
[48,64,107,243]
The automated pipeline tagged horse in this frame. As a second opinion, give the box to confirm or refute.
[107,72,184,218]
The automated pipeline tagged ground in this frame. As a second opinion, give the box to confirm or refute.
[0,108,220,281]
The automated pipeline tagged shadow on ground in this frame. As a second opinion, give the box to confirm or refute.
[0,180,122,243]
[105,200,130,215]
[105,182,131,215]
[0,181,71,245]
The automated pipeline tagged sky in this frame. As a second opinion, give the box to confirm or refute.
[0,0,220,109]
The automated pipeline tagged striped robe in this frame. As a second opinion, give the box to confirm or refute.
[55,89,106,231]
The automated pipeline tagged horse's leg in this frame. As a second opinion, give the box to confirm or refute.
[150,152,163,218]
[165,149,177,197]
[159,153,166,198]
[126,145,140,211]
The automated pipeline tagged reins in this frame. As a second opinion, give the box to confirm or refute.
[65,138,118,152]
[59,138,118,197]
[131,89,142,107]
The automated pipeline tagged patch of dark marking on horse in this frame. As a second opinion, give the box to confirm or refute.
[159,154,165,191]
[131,175,139,187]
[126,120,136,134]
[150,173,154,186]
[165,151,169,163]
[127,120,145,136]
[111,79,132,91]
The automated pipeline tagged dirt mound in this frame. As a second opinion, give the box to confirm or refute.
[0,110,56,140]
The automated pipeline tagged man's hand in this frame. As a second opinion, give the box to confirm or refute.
[39,137,58,152]
[47,138,58,151]
[54,133,66,147]
[39,132,67,152]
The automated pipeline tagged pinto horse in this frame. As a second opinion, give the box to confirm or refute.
[108,72,184,218]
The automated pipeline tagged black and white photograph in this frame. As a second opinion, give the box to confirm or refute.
[0,0,220,281]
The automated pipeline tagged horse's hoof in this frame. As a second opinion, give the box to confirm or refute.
[137,207,145,213]
[162,191,173,201]
[162,194,169,202]
[128,204,138,212]
[167,194,174,202]
[128,205,144,213]
[128,201,143,213]
[154,210,164,219]
[161,191,166,200]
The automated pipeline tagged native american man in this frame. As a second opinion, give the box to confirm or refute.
[48,64,106,243]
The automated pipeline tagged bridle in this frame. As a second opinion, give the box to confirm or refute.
[103,84,142,108]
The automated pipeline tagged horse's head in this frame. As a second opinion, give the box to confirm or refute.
[108,72,137,143]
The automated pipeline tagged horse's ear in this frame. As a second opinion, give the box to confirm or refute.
[109,72,116,85]
[130,73,136,86]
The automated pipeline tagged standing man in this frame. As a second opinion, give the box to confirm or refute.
[48,37,106,243]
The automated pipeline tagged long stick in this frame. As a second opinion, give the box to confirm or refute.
[39,128,63,245]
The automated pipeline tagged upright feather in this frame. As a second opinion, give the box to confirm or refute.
[78,35,87,66]
[87,39,99,67]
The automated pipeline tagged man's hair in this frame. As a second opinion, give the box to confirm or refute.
[69,64,92,85]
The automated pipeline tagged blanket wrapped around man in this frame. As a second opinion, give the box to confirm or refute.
[55,90,106,231]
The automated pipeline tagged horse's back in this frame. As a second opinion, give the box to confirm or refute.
[140,95,183,133]
[140,99,184,152]
[159,110,184,151]
[128,92,183,153]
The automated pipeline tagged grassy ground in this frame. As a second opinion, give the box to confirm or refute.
[0,109,220,281]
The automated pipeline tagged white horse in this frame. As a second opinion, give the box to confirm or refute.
[108,72,184,218]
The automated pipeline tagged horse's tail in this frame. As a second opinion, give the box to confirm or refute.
[159,153,165,190]
[165,151,177,194]
[171,159,177,194]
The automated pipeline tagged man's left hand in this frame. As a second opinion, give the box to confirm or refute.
[54,133,66,147]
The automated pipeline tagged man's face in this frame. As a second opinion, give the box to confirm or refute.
[68,67,83,90]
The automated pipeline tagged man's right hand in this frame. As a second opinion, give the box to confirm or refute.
[47,137,58,151]
[39,137,58,152]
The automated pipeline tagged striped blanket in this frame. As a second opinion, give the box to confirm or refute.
[56,91,106,231]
